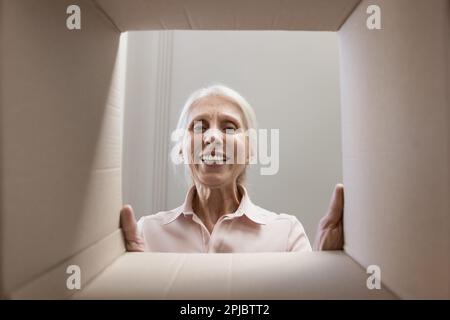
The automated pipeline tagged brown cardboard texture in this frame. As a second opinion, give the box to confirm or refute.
[0,0,448,299]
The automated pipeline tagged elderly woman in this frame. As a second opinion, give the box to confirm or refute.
[120,85,344,252]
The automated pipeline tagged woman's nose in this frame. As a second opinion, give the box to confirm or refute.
[203,128,223,145]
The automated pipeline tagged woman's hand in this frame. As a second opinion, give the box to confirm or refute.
[314,184,344,250]
[120,205,145,252]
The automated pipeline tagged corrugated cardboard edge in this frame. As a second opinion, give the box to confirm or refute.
[6,229,125,300]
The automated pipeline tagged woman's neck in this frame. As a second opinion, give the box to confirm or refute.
[193,182,241,233]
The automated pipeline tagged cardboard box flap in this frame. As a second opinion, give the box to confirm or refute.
[74,251,397,299]
[95,0,361,31]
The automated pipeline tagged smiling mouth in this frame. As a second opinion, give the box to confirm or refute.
[200,154,229,165]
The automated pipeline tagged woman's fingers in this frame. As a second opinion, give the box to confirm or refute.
[120,205,137,232]
[315,222,343,250]
[320,183,344,228]
[120,205,145,252]
[314,183,345,250]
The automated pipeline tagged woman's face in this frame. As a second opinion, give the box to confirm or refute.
[182,95,249,188]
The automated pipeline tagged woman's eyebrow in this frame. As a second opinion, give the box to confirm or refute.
[189,113,243,126]
[189,115,208,125]
[218,113,243,126]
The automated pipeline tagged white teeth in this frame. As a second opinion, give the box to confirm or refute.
[201,155,227,163]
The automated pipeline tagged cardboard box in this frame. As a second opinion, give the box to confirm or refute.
[0,0,448,299]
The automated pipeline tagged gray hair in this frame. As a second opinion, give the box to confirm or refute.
[171,84,257,185]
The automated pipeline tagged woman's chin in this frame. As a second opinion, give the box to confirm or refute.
[196,172,232,188]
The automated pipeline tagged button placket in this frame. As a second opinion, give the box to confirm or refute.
[208,216,232,253]
[191,213,210,252]
[190,213,232,253]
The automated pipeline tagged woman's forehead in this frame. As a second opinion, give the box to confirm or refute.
[188,96,245,122]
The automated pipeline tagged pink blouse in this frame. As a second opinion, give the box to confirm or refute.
[137,184,312,253]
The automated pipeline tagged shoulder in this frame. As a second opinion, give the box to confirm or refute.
[251,205,311,251]
[253,203,309,231]
[137,206,183,227]
[277,212,307,235]
[251,203,304,226]
[251,206,308,237]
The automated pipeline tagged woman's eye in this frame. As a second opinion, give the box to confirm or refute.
[193,125,204,133]
[224,127,236,134]
[223,124,237,133]
[192,121,206,133]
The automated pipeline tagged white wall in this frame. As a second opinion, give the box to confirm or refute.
[122,31,160,220]
[124,30,343,241]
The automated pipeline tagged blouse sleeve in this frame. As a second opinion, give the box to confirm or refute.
[286,216,312,252]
